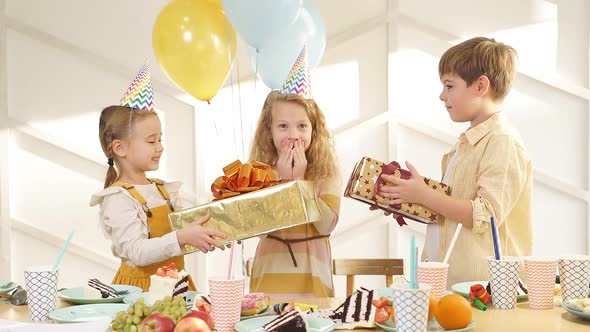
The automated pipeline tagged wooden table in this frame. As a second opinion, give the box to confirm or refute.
[1,297,590,331]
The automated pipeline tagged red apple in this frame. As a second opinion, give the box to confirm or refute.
[141,313,175,332]
[173,317,210,332]
[181,311,214,329]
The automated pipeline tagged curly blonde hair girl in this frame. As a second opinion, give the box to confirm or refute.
[98,105,158,188]
[249,91,339,183]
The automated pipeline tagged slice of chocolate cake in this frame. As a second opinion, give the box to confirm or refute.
[172,273,189,300]
[88,278,117,298]
[329,287,375,329]
[263,307,308,331]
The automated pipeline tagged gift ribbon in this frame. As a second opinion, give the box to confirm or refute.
[211,160,285,200]
[373,161,411,227]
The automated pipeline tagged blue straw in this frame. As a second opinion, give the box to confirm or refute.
[490,217,501,260]
[53,230,76,270]
[410,234,416,288]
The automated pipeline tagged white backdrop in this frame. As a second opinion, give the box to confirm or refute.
[1,0,589,298]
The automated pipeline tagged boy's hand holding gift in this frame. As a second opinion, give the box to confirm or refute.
[344,157,450,226]
[378,161,430,206]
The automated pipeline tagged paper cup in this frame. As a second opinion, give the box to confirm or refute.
[417,262,448,300]
[523,256,557,309]
[208,277,244,332]
[558,255,590,302]
[24,265,59,321]
[487,256,521,309]
[391,284,431,332]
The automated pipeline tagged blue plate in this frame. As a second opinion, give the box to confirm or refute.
[49,303,129,323]
[562,301,590,320]
[123,291,201,309]
[0,281,17,294]
[235,315,335,332]
[58,284,142,304]
[376,320,477,331]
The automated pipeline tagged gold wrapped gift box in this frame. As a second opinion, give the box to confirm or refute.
[168,180,322,254]
[344,157,450,226]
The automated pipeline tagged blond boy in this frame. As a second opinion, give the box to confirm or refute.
[377,37,532,284]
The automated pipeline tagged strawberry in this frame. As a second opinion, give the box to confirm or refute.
[371,296,390,308]
[156,267,166,277]
[167,270,179,278]
[375,307,390,323]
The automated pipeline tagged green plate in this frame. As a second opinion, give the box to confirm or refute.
[49,303,129,323]
[376,320,477,331]
[234,315,335,332]
[58,284,142,304]
[451,280,527,301]
[123,291,201,309]
[240,305,272,320]
[0,281,17,294]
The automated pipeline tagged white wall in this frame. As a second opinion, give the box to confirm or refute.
[1,0,589,299]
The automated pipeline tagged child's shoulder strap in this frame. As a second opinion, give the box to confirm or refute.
[110,181,153,217]
[148,178,175,211]
[110,182,147,206]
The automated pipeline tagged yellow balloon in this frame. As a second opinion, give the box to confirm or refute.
[153,0,236,102]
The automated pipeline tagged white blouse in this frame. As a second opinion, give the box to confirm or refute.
[89,181,198,268]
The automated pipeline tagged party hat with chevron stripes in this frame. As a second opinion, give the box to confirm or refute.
[280,46,312,99]
[120,61,155,111]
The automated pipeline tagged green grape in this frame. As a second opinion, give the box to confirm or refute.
[125,316,133,324]
[132,316,141,325]
[111,321,122,329]
[143,306,152,316]
[127,307,134,314]
[129,325,137,332]
[136,297,145,304]
[163,296,172,303]
[123,325,131,332]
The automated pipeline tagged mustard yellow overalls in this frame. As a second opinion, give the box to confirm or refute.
[110,179,196,291]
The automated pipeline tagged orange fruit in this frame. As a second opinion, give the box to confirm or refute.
[428,294,438,321]
[434,294,472,330]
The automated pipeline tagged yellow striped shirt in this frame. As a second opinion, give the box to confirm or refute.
[425,112,533,285]
[250,179,341,297]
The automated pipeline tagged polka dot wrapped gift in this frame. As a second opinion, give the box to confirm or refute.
[344,157,450,226]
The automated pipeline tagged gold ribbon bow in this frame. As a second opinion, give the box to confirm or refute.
[211,160,285,200]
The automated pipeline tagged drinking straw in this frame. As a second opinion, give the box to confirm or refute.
[414,245,419,288]
[53,229,76,270]
[490,217,501,260]
[227,241,236,280]
[443,223,463,264]
[410,234,416,289]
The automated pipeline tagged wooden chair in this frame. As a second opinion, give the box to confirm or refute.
[333,259,404,297]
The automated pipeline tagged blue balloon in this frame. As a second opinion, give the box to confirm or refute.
[222,0,302,50]
[247,0,326,90]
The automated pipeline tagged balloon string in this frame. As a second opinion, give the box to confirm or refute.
[236,50,245,161]
[224,18,240,161]
[254,49,259,96]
